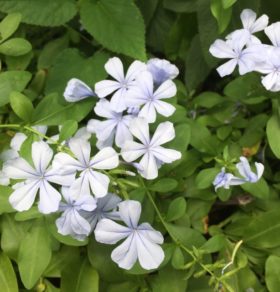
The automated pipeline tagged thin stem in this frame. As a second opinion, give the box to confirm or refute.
[138,176,220,284]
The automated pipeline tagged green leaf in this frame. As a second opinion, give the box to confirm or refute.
[210,0,232,33]
[222,0,236,9]
[32,93,94,126]
[46,49,108,100]
[200,234,226,253]
[171,247,185,269]
[241,178,269,199]
[243,210,280,248]
[1,214,31,260]
[10,91,34,121]
[0,1,77,27]
[38,36,69,70]
[59,120,78,142]
[0,13,21,43]
[14,207,43,222]
[0,186,15,214]
[18,222,52,289]
[80,0,146,60]
[194,91,224,108]
[149,178,178,192]
[164,0,197,12]
[0,253,18,292]
[0,38,31,56]
[266,255,280,292]
[189,120,220,155]
[166,197,187,222]
[0,71,32,106]
[61,259,99,292]
[267,115,280,159]
[195,168,220,189]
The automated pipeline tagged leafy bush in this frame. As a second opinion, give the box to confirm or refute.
[0,0,280,291]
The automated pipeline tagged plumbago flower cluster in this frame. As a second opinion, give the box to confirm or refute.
[0,57,182,271]
[210,8,280,92]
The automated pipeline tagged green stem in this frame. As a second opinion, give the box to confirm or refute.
[0,123,69,151]
[138,177,220,284]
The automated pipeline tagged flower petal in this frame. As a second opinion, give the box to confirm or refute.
[129,118,150,145]
[209,39,235,59]
[115,120,133,147]
[125,60,146,81]
[217,59,237,77]
[138,223,164,244]
[52,153,83,174]
[111,234,138,270]
[105,57,125,82]
[95,218,131,244]
[88,170,110,198]
[118,200,141,228]
[139,152,158,179]
[251,15,269,33]
[240,9,256,30]
[90,147,119,170]
[153,79,177,100]
[136,231,164,270]
[3,158,37,180]
[150,121,175,147]
[153,100,175,118]
[94,80,121,98]
[32,141,53,174]
[38,181,61,214]
[69,139,91,166]
[121,141,146,162]
[265,22,280,47]
[151,146,181,164]
[138,102,157,123]
[63,78,95,102]
[110,87,128,112]
[69,172,91,198]
[9,180,40,211]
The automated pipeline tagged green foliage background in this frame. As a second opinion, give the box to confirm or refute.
[0,0,280,291]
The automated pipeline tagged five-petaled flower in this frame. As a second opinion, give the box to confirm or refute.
[53,138,119,198]
[95,200,164,270]
[3,141,74,213]
[56,187,97,241]
[127,71,176,123]
[121,118,181,179]
[95,57,146,112]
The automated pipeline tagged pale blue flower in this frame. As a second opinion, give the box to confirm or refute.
[64,78,95,102]
[3,141,75,213]
[95,200,164,270]
[213,167,234,191]
[56,187,97,241]
[87,99,134,148]
[147,58,179,85]
[235,156,264,183]
[81,193,121,230]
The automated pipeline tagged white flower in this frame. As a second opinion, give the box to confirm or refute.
[265,22,280,47]
[64,78,95,102]
[254,46,280,91]
[0,170,10,186]
[3,141,74,213]
[95,200,164,270]
[241,9,269,34]
[213,167,234,191]
[147,58,179,85]
[235,156,264,183]
[230,9,269,44]
[210,30,263,77]
[56,187,97,241]
[53,139,119,198]
[121,118,181,179]
[127,71,176,123]
[95,57,146,112]
[81,193,121,230]
[87,99,134,148]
